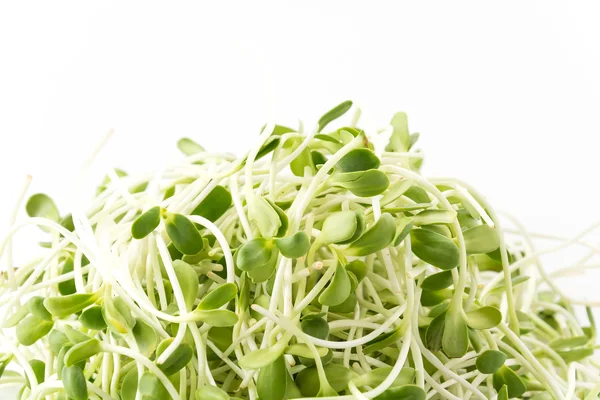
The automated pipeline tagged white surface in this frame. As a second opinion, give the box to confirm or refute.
[1,1,600,395]
[1,1,600,238]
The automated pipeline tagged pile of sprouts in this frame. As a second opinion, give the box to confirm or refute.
[1,101,599,400]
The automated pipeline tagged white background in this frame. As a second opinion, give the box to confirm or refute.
[1,1,600,238]
[0,1,600,397]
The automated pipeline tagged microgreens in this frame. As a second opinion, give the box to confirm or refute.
[0,101,597,400]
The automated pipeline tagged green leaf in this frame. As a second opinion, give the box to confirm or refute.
[385,112,410,153]
[275,231,310,258]
[332,169,390,197]
[58,256,76,295]
[335,148,380,173]
[164,212,204,255]
[238,345,286,370]
[497,385,509,400]
[488,275,530,296]
[345,259,367,283]
[413,210,456,226]
[393,217,414,247]
[340,210,366,245]
[301,316,329,340]
[410,228,460,270]
[267,199,289,238]
[247,194,282,238]
[177,138,205,156]
[363,327,403,355]
[26,193,60,223]
[296,363,354,397]
[404,186,430,204]
[119,368,138,400]
[290,145,315,177]
[192,186,232,222]
[78,306,107,330]
[312,150,328,167]
[465,306,503,330]
[556,347,594,363]
[139,371,168,399]
[257,356,287,400]
[156,339,193,376]
[318,100,353,132]
[63,325,91,344]
[476,350,507,374]
[236,238,274,272]
[256,136,280,160]
[25,359,45,388]
[329,293,357,313]
[425,311,446,353]
[284,344,328,359]
[420,289,451,307]
[133,319,158,357]
[421,270,454,291]
[463,225,500,254]
[188,309,239,327]
[381,178,413,206]
[318,264,351,306]
[195,385,230,400]
[246,248,278,283]
[48,329,70,353]
[64,339,102,367]
[16,315,53,346]
[442,310,469,358]
[548,335,590,351]
[131,206,161,239]
[375,384,426,400]
[346,213,396,256]
[102,296,135,334]
[352,367,415,388]
[173,260,199,311]
[62,365,88,400]
[27,296,52,321]
[197,283,238,310]
[321,211,358,244]
[492,365,526,398]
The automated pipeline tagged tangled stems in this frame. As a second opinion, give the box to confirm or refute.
[1,102,599,399]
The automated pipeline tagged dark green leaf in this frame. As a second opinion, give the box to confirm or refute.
[275,232,310,258]
[425,311,446,353]
[318,264,351,306]
[421,270,453,291]
[164,212,204,255]
[476,350,507,374]
[442,310,469,358]
[375,384,426,400]
[156,339,193,376]
[257,356,287,400]
[131,206,161,239]
[62,365,88,400]
[78,306,107,330]
[192,186,232,222]
[26,359,45,388]
[335,148,380,173]
[318,100,353,132]
[410,229,460,270]
[346,213,396,256]
[197,283,238,310]
[301,317,329,340]
[493,365,526,398]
